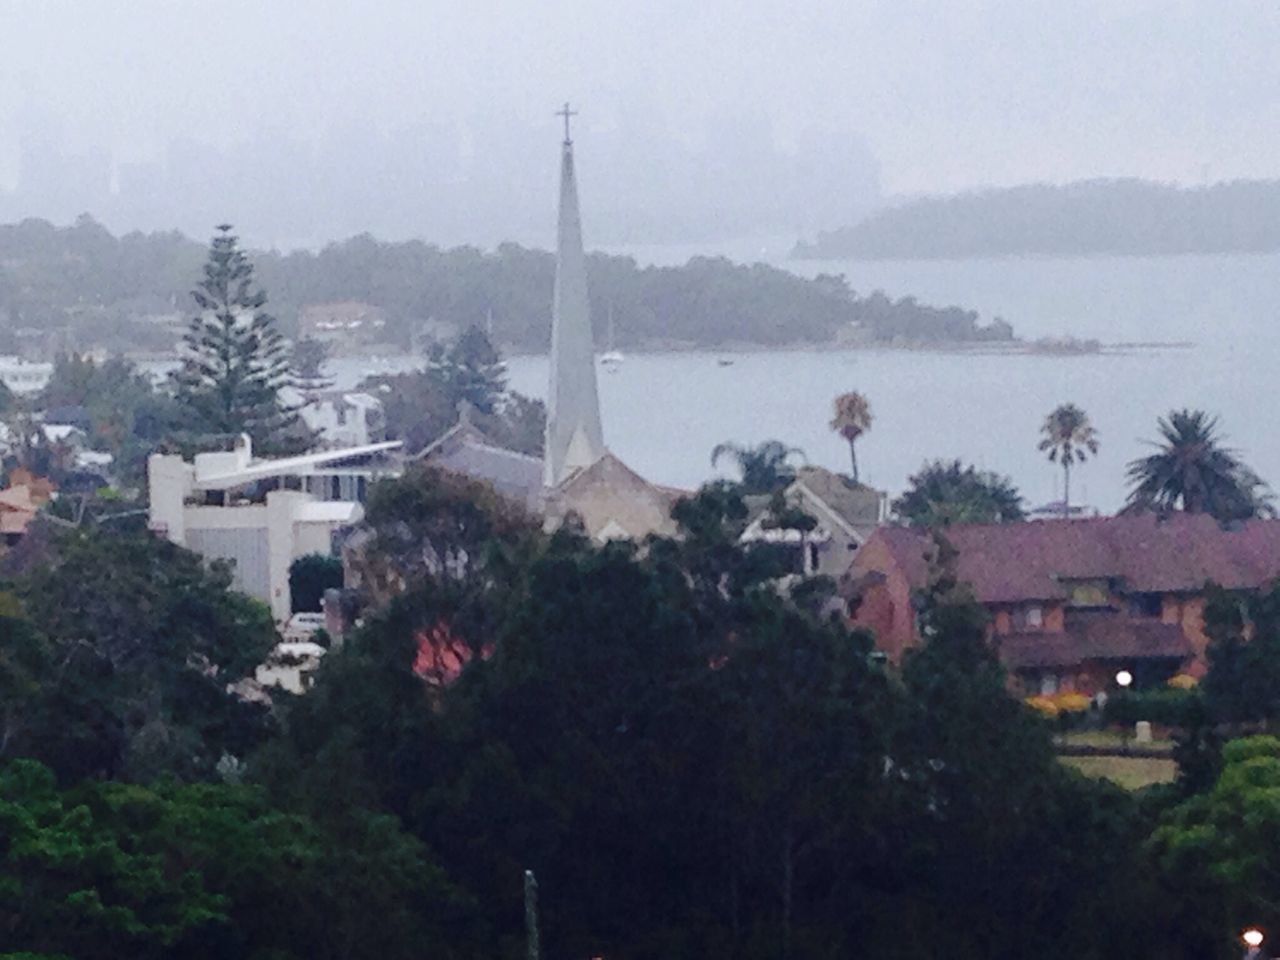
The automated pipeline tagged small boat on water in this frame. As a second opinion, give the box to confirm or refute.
[717,358,735,367]
[600,305,624,372]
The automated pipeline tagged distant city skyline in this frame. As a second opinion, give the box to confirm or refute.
[2,0,1277,248]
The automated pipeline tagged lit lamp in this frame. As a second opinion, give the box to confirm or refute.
[1243,927,1265,950]
[1115,669,1133,689]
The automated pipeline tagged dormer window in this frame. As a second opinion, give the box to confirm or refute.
[1012,604,1044,630]
[1129,592,1163,618]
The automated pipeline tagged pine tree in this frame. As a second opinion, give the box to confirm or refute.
[174,225,308,453]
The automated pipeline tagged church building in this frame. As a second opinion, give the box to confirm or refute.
[421,107,681,541]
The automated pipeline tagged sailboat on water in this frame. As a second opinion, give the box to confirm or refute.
[600,304,624,372]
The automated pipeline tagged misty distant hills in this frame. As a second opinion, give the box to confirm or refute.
[794,179,1280,260]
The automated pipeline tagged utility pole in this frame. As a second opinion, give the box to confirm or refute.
[524,869,540,960]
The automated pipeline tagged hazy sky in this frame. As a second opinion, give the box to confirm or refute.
[1,0,1277,241]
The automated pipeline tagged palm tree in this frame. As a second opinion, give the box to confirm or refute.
[710,440,806,494]
[1038,403,1099,519]
[1124,409,1274,521]
[830,391,872,483]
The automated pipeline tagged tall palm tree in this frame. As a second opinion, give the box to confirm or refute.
[1124,409,1274,521]
[710,440,806,494]
[830,392,872,483]
[1038,403,1099,519]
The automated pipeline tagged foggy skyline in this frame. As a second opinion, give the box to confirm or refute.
[1,0,1277,248]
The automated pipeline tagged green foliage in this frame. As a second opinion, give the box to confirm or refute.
[9,526,276,782]
[173,225,309,455]
[350,464,537,606]
[0,759,460,960]
[288,554,343,613]
[291,336,333,393]
[892,458,1026,526]
[363,327,544,456]
[1104,687,1205,729]
[38,352,191,488]
[1150,736,1280,956]
[1124,409,1274,521]
[0,218,1014,354]
[1038,403,1099,518]
[1199,581,1280,725]
[709,439,805,494]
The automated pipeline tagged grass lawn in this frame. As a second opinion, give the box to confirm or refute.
[1061,755,1177,790]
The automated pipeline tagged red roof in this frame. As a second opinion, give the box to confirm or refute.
[998,617,1193,669]
[871,513,1280,604]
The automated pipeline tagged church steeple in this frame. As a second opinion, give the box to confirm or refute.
[544,104,606,487]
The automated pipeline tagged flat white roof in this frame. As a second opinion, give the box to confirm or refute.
[295,500,362,523]
[194,440,402,489]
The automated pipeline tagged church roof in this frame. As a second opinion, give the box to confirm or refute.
[547,451,682,541]
[416,418,543,510]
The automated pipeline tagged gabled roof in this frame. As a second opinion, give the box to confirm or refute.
[416,419,543,508]
[866,513,1280,604]
[791,466,883,534]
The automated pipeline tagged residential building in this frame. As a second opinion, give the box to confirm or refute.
[846,513,1280,695]
[148,434,402,620]
[740,465,888,576]
[298,389,385,449]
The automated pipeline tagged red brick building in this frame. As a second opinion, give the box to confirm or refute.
[847,514,1280,696]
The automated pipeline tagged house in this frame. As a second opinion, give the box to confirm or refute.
[740,466,887,576]
[0,483,39,543]
[148,434,402,621]
[846,513,1280,696]
[297,390,385,449]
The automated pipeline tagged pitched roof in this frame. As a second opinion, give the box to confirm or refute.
[868,513,1280,604]
[416,420,543,509]
[792,467,883,530]
[999,617,1193,669]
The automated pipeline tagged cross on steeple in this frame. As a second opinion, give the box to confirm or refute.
[556,102,578,144]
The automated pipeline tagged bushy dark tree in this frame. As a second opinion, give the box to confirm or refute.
[289,553,345,613]
[9,526,276,782]
[292,336,334,393]
[0,758,464,960]
[173,225,308,454]
[892,458,1026,526]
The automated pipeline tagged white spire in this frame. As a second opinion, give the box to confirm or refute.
[544,106,606,487]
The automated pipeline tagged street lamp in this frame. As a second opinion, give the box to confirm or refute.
[1115,669,1133,689]
[1243,927,1265,949]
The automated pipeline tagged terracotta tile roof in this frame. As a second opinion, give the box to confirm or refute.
[871,513,1280,604]
[999,617,1193,669]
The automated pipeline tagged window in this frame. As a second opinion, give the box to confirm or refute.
[1129,593,1163,618]
[1012,604,1044,630]
[1066,580,1110,607]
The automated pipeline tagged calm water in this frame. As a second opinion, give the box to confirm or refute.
[331,250,1280,514]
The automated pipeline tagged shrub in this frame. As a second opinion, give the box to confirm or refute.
[1105,687,1204,729]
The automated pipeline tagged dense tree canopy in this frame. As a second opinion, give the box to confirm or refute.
[0,217,1014,356]
[892,459,1026,526]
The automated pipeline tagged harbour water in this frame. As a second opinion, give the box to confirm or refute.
[329,249,1280,514]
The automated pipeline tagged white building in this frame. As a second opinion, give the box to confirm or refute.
[297,390,384,449]
[0,357,53,394]
[148,434,402,621]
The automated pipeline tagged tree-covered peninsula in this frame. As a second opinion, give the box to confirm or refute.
[0,216,1013,354]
